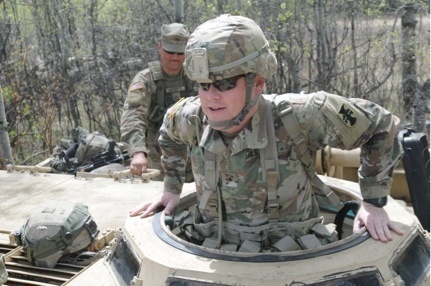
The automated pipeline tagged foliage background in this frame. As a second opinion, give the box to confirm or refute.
[0,0,429,166]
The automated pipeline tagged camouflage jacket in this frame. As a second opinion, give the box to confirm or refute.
[159,91,403,225]
[120,61,197,156]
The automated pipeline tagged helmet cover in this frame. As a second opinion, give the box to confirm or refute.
[185,14,277,82]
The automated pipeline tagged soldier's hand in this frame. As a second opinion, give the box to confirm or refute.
[353,203,404,243]
[129,192,180,218]
[130,152,148,176]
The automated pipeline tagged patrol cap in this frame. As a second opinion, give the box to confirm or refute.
[185,14,277,83]
[161,23,190,53]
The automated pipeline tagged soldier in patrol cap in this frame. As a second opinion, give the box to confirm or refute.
[120,23,197,180]
[130,15,404,249]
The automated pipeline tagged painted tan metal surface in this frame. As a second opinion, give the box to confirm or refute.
[121,177,425,285]
[0,147,429,285]
[0,168,163,232]
[316,147,411,201]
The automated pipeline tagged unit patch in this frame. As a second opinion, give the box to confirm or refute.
[338,104,357,127]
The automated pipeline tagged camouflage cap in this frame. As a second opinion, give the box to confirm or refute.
[161,23,190,53]
[185,14,277,83]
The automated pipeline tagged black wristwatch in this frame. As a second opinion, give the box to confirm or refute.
[363,196,388,208]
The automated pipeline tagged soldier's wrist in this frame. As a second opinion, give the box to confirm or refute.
[164,176,183,195]
[132,151,147,158]
[363,196,388,208]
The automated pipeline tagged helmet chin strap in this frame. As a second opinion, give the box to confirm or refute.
[208,73,260,131]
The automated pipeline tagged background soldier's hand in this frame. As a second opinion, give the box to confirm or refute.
[130,152,148,176]
[129,192,180,218]
[353,203,404,243]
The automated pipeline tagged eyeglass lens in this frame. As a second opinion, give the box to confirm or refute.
[199,75,244,92]
[163,49,184,55]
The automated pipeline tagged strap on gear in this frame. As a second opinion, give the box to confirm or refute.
[261,100,280,222]
[275,100,343,210]
[198,98,342,227]
[148,61,193,122]
[148,61,167,122]
[148,61,164,81]
[202,149,224,247]
[200,151,219,218]
[229,73,257,128]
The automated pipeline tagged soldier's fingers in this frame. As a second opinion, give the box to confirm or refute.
[164,202,176,216]
[140,204,160,218]
[375,223,390,243]
[388,221,404,236]
[140,198,163,218]
[365,221,380,241]
[130,164,144,176]
[129,201,150,217]
[352,218,363,233]
[382,224,393,242]
[368,220,390,243]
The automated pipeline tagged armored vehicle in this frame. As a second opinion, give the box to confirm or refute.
[0,140,429,285]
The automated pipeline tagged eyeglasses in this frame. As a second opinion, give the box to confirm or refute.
[199,74,245,92]
[163,49,184,56]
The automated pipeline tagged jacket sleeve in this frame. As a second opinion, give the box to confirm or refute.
[120,70,154,155]
[159,96,201,194]
[306,91,403,199]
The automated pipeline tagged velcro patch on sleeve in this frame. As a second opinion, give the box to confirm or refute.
[129,82,144,92]
[321,94,372,148]
[337,104,357,127]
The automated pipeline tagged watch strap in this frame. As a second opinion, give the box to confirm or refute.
[363,196,388,207]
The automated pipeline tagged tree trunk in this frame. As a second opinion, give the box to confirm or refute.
[401,3,418,126]
[0,85,14,169]
[348,0,360,98]
[314,0,328,90]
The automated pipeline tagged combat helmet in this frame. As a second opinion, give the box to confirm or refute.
[185,14,277,128]
[185,14,277,82]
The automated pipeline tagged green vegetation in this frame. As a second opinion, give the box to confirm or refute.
[0,0,429,166]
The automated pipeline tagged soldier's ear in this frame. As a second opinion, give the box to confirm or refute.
[254,75,265,93]
[156,42,162,52]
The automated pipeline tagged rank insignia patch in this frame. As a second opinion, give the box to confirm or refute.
[338,104,357,127]
[246,149,260,160]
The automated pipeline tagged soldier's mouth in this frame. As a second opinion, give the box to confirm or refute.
[209,107,225,111]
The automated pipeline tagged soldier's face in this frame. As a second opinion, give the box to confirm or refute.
[199,76,264,132]
[158,44,185,75]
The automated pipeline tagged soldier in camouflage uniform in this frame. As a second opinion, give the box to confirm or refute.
[120,23,196,181]
[130,15,404,249]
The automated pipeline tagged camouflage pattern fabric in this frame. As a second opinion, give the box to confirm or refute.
[120,23,196,180]
[159,92,403,227]
[159,14,403,246]
[161,23,190,53]
[15,203,98,268]
[50,127,121,173]
[120,62,197,179]
[185,14,277,82]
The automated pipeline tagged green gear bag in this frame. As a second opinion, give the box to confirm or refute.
[75,131,111,165]
[14,203,99,268]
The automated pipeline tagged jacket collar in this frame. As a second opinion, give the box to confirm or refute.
[199,97,269,156]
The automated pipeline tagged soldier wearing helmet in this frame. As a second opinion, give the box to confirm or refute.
[120,23,197,180]
[130,15,404,249]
